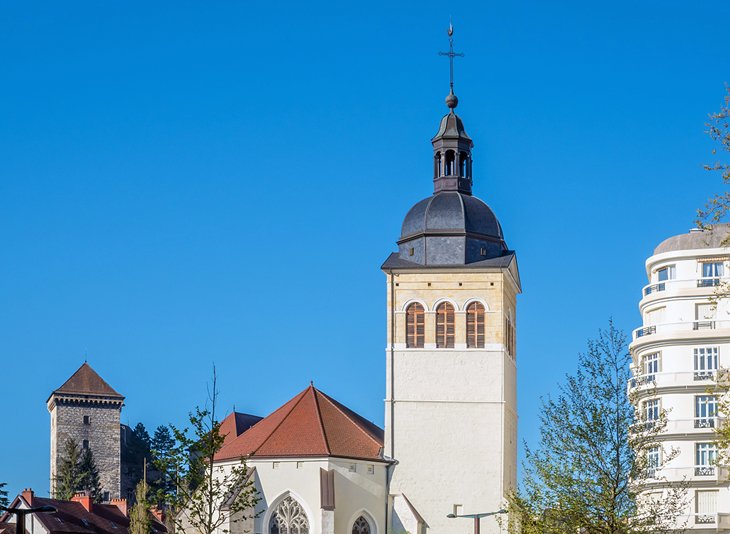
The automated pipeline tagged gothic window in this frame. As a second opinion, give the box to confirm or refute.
[467,302,485,348]
[269,496,309,534]
[406,303,425,348]
[436,302,455,348]
[352,516,371,534]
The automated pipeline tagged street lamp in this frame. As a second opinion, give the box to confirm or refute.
[447,508,507,534]
[0,505,57,534]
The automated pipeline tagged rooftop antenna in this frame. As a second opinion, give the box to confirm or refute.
[438,18,464,110]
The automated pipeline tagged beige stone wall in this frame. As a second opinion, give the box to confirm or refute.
[384,264,520,534]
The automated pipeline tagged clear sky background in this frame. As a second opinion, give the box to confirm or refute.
[1,0,728,497]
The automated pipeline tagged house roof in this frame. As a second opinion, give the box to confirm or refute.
[219,412,263,447]
[1,494,165,534]
[215,385,384,462]
[51,363,123,399]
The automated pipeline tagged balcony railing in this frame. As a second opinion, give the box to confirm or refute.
[632,319,730,340]
[628,371,717,391]
[695,465,716,476]
[641,276,726,297]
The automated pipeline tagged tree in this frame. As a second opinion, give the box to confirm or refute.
[697,85,730,238]
[129,480,152,534]
[152,367,260,534]
[505,322,687,534]
[54,439,84,500]
[78,447,104,503]
[124,422,153,493]
[150,425,176,507]
[0,482,8,508]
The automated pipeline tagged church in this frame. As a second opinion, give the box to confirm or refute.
[47,32,520,534]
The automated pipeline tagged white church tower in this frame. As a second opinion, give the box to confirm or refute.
[382,28,521,534]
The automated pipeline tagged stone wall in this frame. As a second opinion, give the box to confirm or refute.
[50,398,122,500]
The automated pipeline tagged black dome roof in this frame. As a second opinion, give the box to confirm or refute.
[401,191,503,240]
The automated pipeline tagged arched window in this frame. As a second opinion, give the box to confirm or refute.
[435,152,442,177]
[269,496,309,534]
[436,302,455,348]
[352,516,371,534]
[460,152,469,177]
[406,303,425,348]
[444,150,455,175]
[467,302,485,348]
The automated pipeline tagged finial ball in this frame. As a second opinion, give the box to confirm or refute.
[445,92,458,109]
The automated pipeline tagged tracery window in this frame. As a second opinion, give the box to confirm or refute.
[436,302,455,348]
[406,303,425,348]
[466,302,485,348]
[352,516,371,534]
[269,496,309,534]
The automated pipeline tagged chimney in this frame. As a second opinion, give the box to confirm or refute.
[21,488,34,506]
[71,492,92,512]
[150,506,165,523]
[110,498,128,517]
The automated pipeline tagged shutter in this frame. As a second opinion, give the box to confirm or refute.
[696,490,717,514]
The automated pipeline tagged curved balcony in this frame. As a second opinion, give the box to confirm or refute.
[642,277,724,297]
[631,320,730,342]
[628,371,718,393]
[646,465,729,483]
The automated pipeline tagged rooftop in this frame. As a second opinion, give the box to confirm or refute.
[654,224,730,255]
[51,363,123,400]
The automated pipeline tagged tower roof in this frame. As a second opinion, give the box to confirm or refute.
[219,411,263,447]
[215,385,384,462]
[52,363,123,399]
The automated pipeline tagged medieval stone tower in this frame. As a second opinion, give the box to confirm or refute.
[48,362,124,501]
[382,40,521,533]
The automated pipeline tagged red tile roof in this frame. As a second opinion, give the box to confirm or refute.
[219,412,262,447]
[1,494,165,534]
[215,385,384,462]
[52,363,123,399]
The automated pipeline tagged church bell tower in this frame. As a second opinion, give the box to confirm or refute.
[382,27,521,534]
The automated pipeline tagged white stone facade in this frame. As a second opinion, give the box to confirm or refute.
[630,227,730,532]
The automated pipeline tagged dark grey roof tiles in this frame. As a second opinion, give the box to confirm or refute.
[382,251,515,270]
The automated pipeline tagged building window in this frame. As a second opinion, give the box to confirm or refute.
[696,490,718,524]
[505,312,516,358]
[269,495,309,534]
[647,445,661,478]
[656,265,676,282]
[695,347,719,380]
[695,303,716,330]
[643,399,659,427]
[367,464,374,475]
[352,516,371,534]
[699,261,724,287]
[102,491,110,503]
[695,396,717,428]
[82,439,89,449]
[406,303,425,348]
[83,415,91,425]
[642,352,659,381]
[436,302,455,348]
[696,443,717,476]
[467,302,485,348]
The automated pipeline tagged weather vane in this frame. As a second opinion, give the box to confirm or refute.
[438,20,464,109]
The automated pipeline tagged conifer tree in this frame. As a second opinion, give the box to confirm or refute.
[78,447,104,502]
[150,425,176,506]
[505,322,687,534]
[54,439,83,500]
[129,480,152,534]
[0,482,8,507]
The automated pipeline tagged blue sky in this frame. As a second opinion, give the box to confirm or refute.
[0,0,728,497]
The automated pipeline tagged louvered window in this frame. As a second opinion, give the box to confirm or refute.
[466,302,485,348]
[406,303,425,348]
[436,303,455,348]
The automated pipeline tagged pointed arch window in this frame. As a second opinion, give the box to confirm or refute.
[467,302,486,348]
[352,516,372,534]
[269,496,309,534]
[406,303,425,348]
[436,302,455,348]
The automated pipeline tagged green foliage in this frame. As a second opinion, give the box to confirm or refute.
[123,422,153,492]
[54,439,84,500]
[505,321,687,534]
[129,480,152,534]
[697,85,730,235]
[150,425,176,507]
[78,447,104,503]
[152,367,260,534]
[0,482,8,507]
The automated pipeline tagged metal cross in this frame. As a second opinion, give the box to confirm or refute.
[439,22,464,94]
